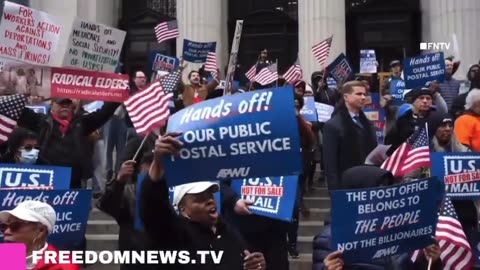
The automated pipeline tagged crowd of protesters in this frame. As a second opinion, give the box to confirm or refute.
[0,48,479,270]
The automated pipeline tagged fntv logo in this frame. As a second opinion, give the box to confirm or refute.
[420,42,451,50]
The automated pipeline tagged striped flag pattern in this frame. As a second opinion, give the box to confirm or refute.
[0,94,27,143]
[254,63,278,86]
[283,58,303,83]
[205,51,218,79]
[124,82,173,135]
[154,20,180,44]
[380,126,430,178]
[312,36,333,67]
[411,197,473,269]
[245,64,257,81]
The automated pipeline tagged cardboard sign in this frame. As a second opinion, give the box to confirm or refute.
[63,18,126,72]
[182,40,216,63]
[300,96,318,122]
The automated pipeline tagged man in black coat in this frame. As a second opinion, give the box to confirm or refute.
[139,133,267,270]
[323,81,378,191]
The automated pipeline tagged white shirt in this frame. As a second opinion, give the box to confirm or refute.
[26,243,48,270]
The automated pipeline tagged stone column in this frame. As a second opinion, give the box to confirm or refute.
[176,0,228,80]
[77,0,120,27]
[421,0,480,79]
[298,0,346,82]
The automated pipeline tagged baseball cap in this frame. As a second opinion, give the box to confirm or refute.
[0,201,56,233]
[172,182,220,207]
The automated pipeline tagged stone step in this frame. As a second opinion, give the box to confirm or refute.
[298,221,324,236]
[306,187,329,197]
[299,208,329,221]
[89,208,115,221]
[86,234,317,254]
[304,196,330,209]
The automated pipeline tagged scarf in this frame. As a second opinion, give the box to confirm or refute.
[51,114,73,136]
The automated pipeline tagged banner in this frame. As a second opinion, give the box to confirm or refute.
[134,174,221,231]
[231,176,298,221]
[315,102,334,123]
[182,40,216,63]
[431,152,480,200]
[331,177,443,263]
[62,18,126,72]
[403,52,446,89]
[0,164,71,189]
[225,20,243,95]
[300,96,318,122]
[26,104,49,114]
[328,53,354,84]
[0,189,91,249]
[163,87,302,186]
[50,67,129,102]
[148,52,179,74]
[0,2,62,66]
[389,79,406,105]
[360,50,377,73]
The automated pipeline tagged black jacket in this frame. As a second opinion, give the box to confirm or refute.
[322,105,377,190]
[17,103,119,188]
[140,176,250,270]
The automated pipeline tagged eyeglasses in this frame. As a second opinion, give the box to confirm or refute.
[0,221,35,233]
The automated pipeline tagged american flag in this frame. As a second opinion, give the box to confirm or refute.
[254,63,278,86]
[124,81,174,135]
[0,94,27,143]
[205,51,218,79]
[312,36,333,67]
[154,20,180,44]
[245,64,257,81]
[380,126,430,178]
[283,58,303,83]
[411,197,473,269]
[160,69,182,108]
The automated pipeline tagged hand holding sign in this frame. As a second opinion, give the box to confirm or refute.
[234,199,253,215]
[324,250,344,270]
[151,132,183,181]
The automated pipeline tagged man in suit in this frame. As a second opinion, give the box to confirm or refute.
[322,81,378,190]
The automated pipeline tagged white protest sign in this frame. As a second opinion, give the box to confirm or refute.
[0,2,62,66]
[62,18,126,72]
[315,102,334,123]
[360,50,377,74]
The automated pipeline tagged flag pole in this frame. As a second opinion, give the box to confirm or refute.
[275,59,279,88]
[132,134,149,162]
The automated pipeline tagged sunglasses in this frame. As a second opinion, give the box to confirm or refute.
[0,221,35,233]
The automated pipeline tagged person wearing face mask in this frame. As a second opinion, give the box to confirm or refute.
[15,98,120,189]
[0,200,79,270]
[0,127,42,164]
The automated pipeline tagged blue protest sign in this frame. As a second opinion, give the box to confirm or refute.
[431,152,480,200]
[148,52,179,73]
[26,105,49,114]
[327,77,337,89]
[0,189,92,249]
[163,87,303,186]
[331,177,443,263]
[134,174,221,231]
[403,52,446,89]
[300,97,318,122]
[327,53,354,84]
[389,79,406,105]
[182,40,216,63]
[231,176,298,221]
[0,164,72,189]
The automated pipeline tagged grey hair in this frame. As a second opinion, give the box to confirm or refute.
[465,89,480,110]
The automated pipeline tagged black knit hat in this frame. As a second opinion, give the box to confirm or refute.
[405,87,433,103]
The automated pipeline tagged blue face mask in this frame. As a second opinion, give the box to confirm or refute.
[19,149,39,164]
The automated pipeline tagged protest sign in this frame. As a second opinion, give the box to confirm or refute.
[300,96,318,122]
[82,101,104,113]
[328,53,354,84]
[0,61,51,97]
[0,2,62,66]
[327,77,337,89]
[389,79,406,105]
[182,40,216,63]
[315,102,334,123]
[134,174,221,231]
[0,189,91,249]
[231,176,298,221]
[403,52,446,89]
[26,104,49,114]
[148,52,179,73]
[331,177,443,263]
[431,152,480,200]
[360,50,377,73]
[163,86,302,186]
[224,20,243,94]
[63,18,126,72]
[50,67,129,102]
[0,164,71,190]
[363,93,386,144]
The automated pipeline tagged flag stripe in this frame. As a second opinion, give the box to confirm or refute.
[155,21,180,44]
[283,64,303,83]
[245,64,256,81]
[312,36,332,66]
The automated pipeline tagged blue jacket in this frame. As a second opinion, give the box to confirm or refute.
[312,224,443,270]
